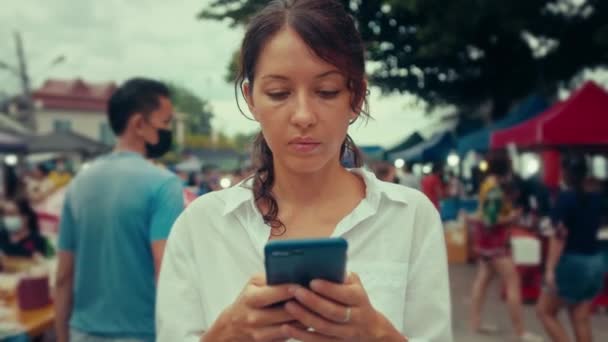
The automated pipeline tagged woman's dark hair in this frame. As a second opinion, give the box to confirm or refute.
[4,196,40,237]
[236,0,369,234]
[562,153,588,192]
[486,151,511,177]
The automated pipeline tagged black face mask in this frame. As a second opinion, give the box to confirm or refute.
[145,128,173,159]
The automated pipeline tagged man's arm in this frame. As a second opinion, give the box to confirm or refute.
[55,251,74,342]
[152,240,167,281]
[55,186,78,342]
[150,177,184,281]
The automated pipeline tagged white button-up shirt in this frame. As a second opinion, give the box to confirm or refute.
[157,169,452,342]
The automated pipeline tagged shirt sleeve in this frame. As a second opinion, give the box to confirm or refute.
[58,187,77,252]
[156,209,207,342]
[149,176,185,242]
[403,194,453,342]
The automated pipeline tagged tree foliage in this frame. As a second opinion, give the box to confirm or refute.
[199,0,608,119]
[166,82,214,135]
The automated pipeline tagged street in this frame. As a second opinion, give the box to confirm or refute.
[449,264,608,341]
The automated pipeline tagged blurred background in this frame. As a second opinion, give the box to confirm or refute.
[0,0,607,341]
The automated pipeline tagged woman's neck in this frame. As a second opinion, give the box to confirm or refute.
[271,160,357,208]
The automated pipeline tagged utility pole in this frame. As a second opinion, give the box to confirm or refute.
[1,32,64,132]
[14,31,36,131]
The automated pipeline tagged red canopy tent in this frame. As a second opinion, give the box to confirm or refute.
[490,103,563,149]
[490,81,608,188]
[542,82,608,146]
[491,81,608,149]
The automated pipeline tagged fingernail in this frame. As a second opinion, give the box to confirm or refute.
[288,286,299,294]
[310,279,321,290]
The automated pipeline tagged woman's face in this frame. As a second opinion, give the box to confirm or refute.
[244,26,361,174]
[2,202,25,234]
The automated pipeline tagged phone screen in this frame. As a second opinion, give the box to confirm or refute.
[264,238,348,286]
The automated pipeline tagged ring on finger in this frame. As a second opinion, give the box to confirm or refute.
[341,306,352,323]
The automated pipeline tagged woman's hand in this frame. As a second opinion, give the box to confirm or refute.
[282,273,407,342]
[498,208,522,226]
[204,274,296,342]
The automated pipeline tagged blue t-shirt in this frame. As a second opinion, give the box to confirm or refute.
[58,151,184,339]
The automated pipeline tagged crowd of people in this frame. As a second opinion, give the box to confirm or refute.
[369,161,466,209]
[174,164,255,197]
[468,151,607,342]
[368,150,608,342]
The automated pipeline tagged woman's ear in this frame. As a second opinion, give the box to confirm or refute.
[351,79,368,122]
[243,82,259,121]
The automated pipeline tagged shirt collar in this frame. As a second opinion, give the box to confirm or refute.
[221,178,255,216]
[221,168,410,217]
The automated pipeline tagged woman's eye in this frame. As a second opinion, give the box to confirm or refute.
[267,92,290,101]
[318,90,340,99]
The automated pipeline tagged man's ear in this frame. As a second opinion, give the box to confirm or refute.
[128,113,146,136]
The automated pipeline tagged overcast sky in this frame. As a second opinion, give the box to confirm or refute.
[0,0,453,148]
[5,1,606,148]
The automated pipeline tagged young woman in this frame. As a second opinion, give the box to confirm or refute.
[0,196,51,258]
[157,1,452,341]
[469,153,543,341]
[536,154,605,342]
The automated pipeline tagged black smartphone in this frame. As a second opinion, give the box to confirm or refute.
[264,237,348,287]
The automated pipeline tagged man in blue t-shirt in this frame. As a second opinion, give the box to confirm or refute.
[55,78,184,342]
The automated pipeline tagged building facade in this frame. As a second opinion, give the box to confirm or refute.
[32,79,117,145]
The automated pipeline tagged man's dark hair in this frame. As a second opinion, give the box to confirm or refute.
[432,163,443,174]
[107,78,170,135]
[402,162,412,173]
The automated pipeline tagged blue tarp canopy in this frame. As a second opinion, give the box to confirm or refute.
[383,132,424,159]
[457,95,547,154]
[0,130,27,153]
[359,145,385,160]
[390,131,455,163]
